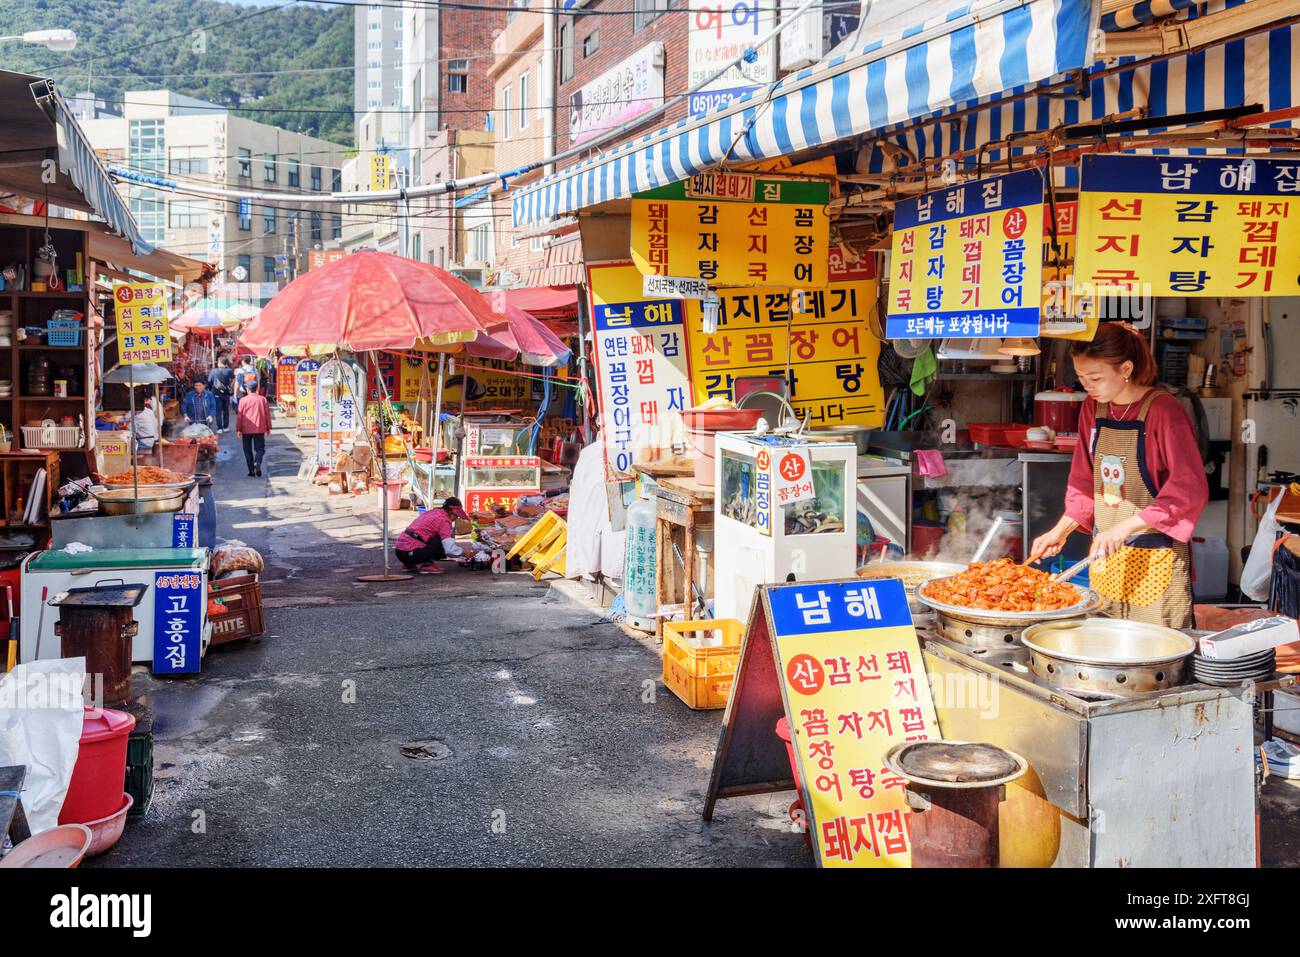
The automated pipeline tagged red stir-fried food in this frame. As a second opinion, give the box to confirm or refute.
[920,558,1081,612]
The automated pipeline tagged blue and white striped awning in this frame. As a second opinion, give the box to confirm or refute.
[46,83,153,255]
[512,0,1098,227]
[858,0,1297,184]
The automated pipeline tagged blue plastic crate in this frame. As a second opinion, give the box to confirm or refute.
[46,318,82,346]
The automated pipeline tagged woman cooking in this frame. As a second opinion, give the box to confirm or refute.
[1028,322,1209,629]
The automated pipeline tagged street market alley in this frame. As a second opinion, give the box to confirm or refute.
[90,421,809,867]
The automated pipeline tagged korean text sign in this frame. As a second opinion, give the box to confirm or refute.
[1074,155,1300,297]
[295,358,321,436]
[631,174,831,287]
[114,282,172,365]
[685,273,883,429]
[886,169,1045,339]
[276,355,299,408]
[152,571,203,675]
[587,262,692,480]
[687,0,775,114]
[767,579,938,867]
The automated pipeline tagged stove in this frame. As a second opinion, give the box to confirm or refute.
[920,631,1255,866]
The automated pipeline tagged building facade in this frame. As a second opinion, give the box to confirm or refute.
[356,1,404,116]
[82,91,350,294]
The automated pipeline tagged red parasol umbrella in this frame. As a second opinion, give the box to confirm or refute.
[239,251,509,355]
[490,300,572,367]
[237,251,517,581]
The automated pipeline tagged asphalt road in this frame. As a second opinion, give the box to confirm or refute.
[93,421,810,867]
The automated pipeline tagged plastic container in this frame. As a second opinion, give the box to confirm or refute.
[624,495,657,619]
[208,573,266,645]
[681,408,764,431]
[158,442,200,476]
[686,428,717,485]
[910,521,946,559]
[59,707,136,825]
[377,480,404,511]
[1192,536,1229,601]
[46,317,83,347]
[83,793,133,857]
[662,618,743,709]
[775,718,811,846]
[1033,389,1085,434]
[967,423,1031,448]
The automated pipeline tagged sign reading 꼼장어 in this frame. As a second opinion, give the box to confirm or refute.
[295,358,321,436]
[114,282,172,365]
[632,173,831,287]
[1074,155,1300,298]
[886,169,1045,339]
[767,578,937,867]
[587,262,692,480]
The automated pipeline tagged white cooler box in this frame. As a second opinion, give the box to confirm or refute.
[21,547,211,667]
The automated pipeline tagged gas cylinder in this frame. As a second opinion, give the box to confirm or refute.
[624,494,657,619]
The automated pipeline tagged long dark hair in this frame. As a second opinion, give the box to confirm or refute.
[1069,322,1158,386]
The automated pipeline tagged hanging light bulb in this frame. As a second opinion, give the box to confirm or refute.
[998,337,1041,357]
[701,290,720,335]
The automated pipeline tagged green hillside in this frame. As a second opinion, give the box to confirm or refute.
[1,0,355,146]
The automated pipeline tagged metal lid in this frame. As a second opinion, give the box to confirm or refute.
[883,740,1028,788]
[49,583,149,608]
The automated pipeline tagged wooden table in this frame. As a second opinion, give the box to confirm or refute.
[0,765,30,847]
[651,476,714,642]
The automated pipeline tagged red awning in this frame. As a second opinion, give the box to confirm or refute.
[503,286,578,316]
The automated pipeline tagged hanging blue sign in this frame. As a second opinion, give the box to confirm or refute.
[172,512,196,549]
[152,571,203,675]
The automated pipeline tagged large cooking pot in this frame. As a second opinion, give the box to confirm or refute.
[90,487,187,516]
[856,561,965,616]
[915,575,1101,649]
[1021,617,1195,697]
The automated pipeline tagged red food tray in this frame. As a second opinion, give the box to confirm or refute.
[968,423,1030,447]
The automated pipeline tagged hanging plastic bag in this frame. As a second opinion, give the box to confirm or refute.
[1242,492,1285,601]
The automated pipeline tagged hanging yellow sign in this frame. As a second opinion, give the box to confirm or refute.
[113,282,172,364]
[685,267,884,428]
[630,174,831,287]
[369,153,391,191]
[1075,155,1300,298]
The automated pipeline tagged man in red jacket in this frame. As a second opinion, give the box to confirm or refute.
[236,381,271,477]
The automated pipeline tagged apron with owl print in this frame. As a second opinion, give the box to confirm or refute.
[1090,390,1194,629]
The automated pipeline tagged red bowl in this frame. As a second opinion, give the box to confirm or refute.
[681,408,763,431]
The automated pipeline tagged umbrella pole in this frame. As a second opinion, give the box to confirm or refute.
[130,364,139,502]
[431,352,445,505]
[358,350,411,583]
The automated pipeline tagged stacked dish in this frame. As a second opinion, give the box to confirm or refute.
[0,309,11,348]
[1192,648,1276,686]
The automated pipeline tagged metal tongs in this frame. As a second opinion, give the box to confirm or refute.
[1048,536,1140,583]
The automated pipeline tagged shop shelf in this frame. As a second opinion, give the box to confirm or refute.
[662,618,743,710]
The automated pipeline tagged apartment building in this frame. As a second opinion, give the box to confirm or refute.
[82,91,350,294]
[356,1,405,116]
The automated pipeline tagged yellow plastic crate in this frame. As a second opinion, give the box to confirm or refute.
[662,619,744,710]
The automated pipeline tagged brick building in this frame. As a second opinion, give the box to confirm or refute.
[553,1,691,160]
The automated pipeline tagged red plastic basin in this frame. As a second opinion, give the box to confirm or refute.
[681,408,763,431]
[58,707,136,826]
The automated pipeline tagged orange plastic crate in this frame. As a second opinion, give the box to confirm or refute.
[662,619,743,710]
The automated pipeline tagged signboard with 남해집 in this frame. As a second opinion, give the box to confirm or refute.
[886,169,1045,339]
[1073,155,1300,298]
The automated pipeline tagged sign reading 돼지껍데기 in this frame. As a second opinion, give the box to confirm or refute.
[766,578,938,867]
[685,260,883,429]
[1074,155,1300,298]
[586,262,692,481]
[886,169,1045,339]
[632,173,831,287]
[114,282,172,364]
[687,0,775,115]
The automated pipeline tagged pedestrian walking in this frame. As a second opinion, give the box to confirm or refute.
[181,379,217,429]
[208,357,234,432]
[236,380,271,477]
